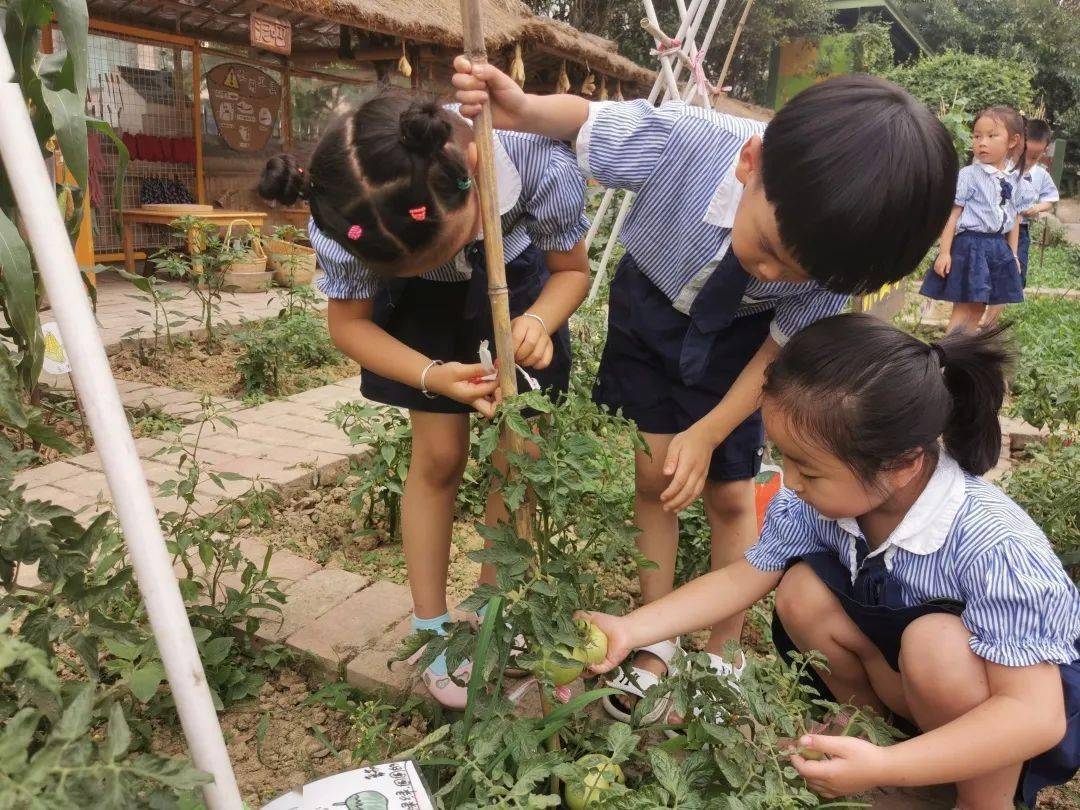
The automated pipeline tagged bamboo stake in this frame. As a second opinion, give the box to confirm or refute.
[457,0,533,545]
[716,0,755,92]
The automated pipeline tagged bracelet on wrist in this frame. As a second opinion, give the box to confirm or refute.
[522,311,548,333]
[420,359,443,399]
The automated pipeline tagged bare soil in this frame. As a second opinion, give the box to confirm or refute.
[110,337,359,401]
[149,666,431,808]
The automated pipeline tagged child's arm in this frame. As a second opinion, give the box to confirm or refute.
[792,662,1066,795]
[1008,220,1021,267]
[1021,201,1054,217]
[932,205,963,278]
[579,559,781,673]
[453,56,589,141]
[659,336,780,512]
[511,241,589,368]
[327,299,500,416]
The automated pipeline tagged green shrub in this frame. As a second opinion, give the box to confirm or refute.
[1003,297,1080,431]
[1005,438,1080,578]
[887,51,1035,123]
[1025,241,1080,290]
[234,310,342,397]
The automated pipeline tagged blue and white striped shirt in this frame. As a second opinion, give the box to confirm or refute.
[746,454,1080,667]
[576,100,848,346]
[1017,164,1060,222]
[315,128,589,300]
[954,162,1021,235]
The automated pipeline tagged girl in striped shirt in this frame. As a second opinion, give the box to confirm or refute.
[921,106,1027,333]
[259,96,591,708]
[582,313,1080,808]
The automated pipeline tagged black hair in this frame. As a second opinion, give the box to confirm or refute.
[1027,119,1053,144]
[761,75,959,296]
[762,313,1013,480]
[975,104,1028,183]
[257,95,473,271]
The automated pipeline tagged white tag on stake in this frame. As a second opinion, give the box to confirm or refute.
[477,340,541,391]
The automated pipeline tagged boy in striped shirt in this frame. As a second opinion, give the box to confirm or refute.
[454,60,959,719]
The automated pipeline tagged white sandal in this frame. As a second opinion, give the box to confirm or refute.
[664,651,745,738]
[601,639,680,725]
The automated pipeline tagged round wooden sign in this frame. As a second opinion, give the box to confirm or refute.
[206,62,282,153]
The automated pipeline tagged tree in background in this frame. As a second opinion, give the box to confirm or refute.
[528,0,833,104]
[896,0,1079,191]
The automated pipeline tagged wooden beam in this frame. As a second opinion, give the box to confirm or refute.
[89,16,198,46]
[192,42,205,204]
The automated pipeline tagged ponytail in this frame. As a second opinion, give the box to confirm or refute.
[935,326,1011,475]
[762,314,1014,482]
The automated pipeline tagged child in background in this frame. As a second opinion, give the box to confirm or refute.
[259,96,591,708]
[983,119,1060,327]
[454,59,958,722]
[582,313,1080,809]
[921,106,1026,333]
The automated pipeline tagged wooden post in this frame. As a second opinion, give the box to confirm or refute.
[282,65,293,151]
[716,0,755,91]
[192,42,205,204]
[458,0,534,544]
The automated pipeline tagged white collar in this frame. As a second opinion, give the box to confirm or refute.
[834,453,967,558]
[976,160,1011,179]
[701,145,747,229]
[448,107,521,217]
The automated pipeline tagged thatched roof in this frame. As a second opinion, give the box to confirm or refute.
[265,0,653,85]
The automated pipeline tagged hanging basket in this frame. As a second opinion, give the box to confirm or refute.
[264,237,317,287]
[222,219,271,292]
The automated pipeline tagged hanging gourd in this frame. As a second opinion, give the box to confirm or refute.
[598,75,609,100]
[555,60,571,94]
[614,80,625,101]
[580,63,596,96]
[397,41,413,78]
[509,42,526,87]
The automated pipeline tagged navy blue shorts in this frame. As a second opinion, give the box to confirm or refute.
[361,245,571,414]
[920,230,1024,305]
[593,255,770,482]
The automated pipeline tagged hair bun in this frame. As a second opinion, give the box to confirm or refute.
[399,101,452,157]
[258,154,308,205]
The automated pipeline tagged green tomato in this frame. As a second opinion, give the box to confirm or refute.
[575,620,609,666]
[564,755,624,809]
[530,645,585,686]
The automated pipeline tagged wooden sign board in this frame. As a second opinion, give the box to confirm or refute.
[250,13,291,55]
[853,281,907,321]
[206,63,282,153]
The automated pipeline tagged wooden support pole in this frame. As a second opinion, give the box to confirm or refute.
[192,42,205,204]
[716,0,755,91]
[458,0,535,545]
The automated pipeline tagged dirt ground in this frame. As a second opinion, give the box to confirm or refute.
[110,338,359,401]
[149,666,431,808]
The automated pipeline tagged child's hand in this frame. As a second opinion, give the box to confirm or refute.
[511,314,553,369]
[933,253,951,277]
[660,425,715,513]
[573,611,634,674]
[1021,207,1038,218]
[452,56,531,129]
[427,362,500,417]
[790,735,890,799]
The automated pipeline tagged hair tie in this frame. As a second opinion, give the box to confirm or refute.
[929,342,947,368]
[347,225,363,240]
[457,177,473,191]
[409,206,427,222]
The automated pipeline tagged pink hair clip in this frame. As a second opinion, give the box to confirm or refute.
[347,225,363,240]
[409,206,427,222]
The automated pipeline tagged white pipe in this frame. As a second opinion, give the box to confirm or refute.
[682,0,729,106]
[0,40,243,810]
[641,0,680,98]
[587,192,633,304]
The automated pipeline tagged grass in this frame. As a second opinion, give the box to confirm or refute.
[1026,241,1080,290]
[1003,295,1080,430]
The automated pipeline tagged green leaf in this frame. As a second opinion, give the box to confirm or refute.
[0,207,42,388]
[0,708,39,772]
[40,55,88,191]
[130,661,166,702]
[0,347,29,430]
[103,702,131,762]
[54,682,94,741]
[51,0,89,99]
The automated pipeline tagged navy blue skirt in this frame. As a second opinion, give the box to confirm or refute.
[920,230,1024,305]
[1018,223,1030,288]
[361,245,571,414]
[593,254,771,482]
[773,552,1080,807]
